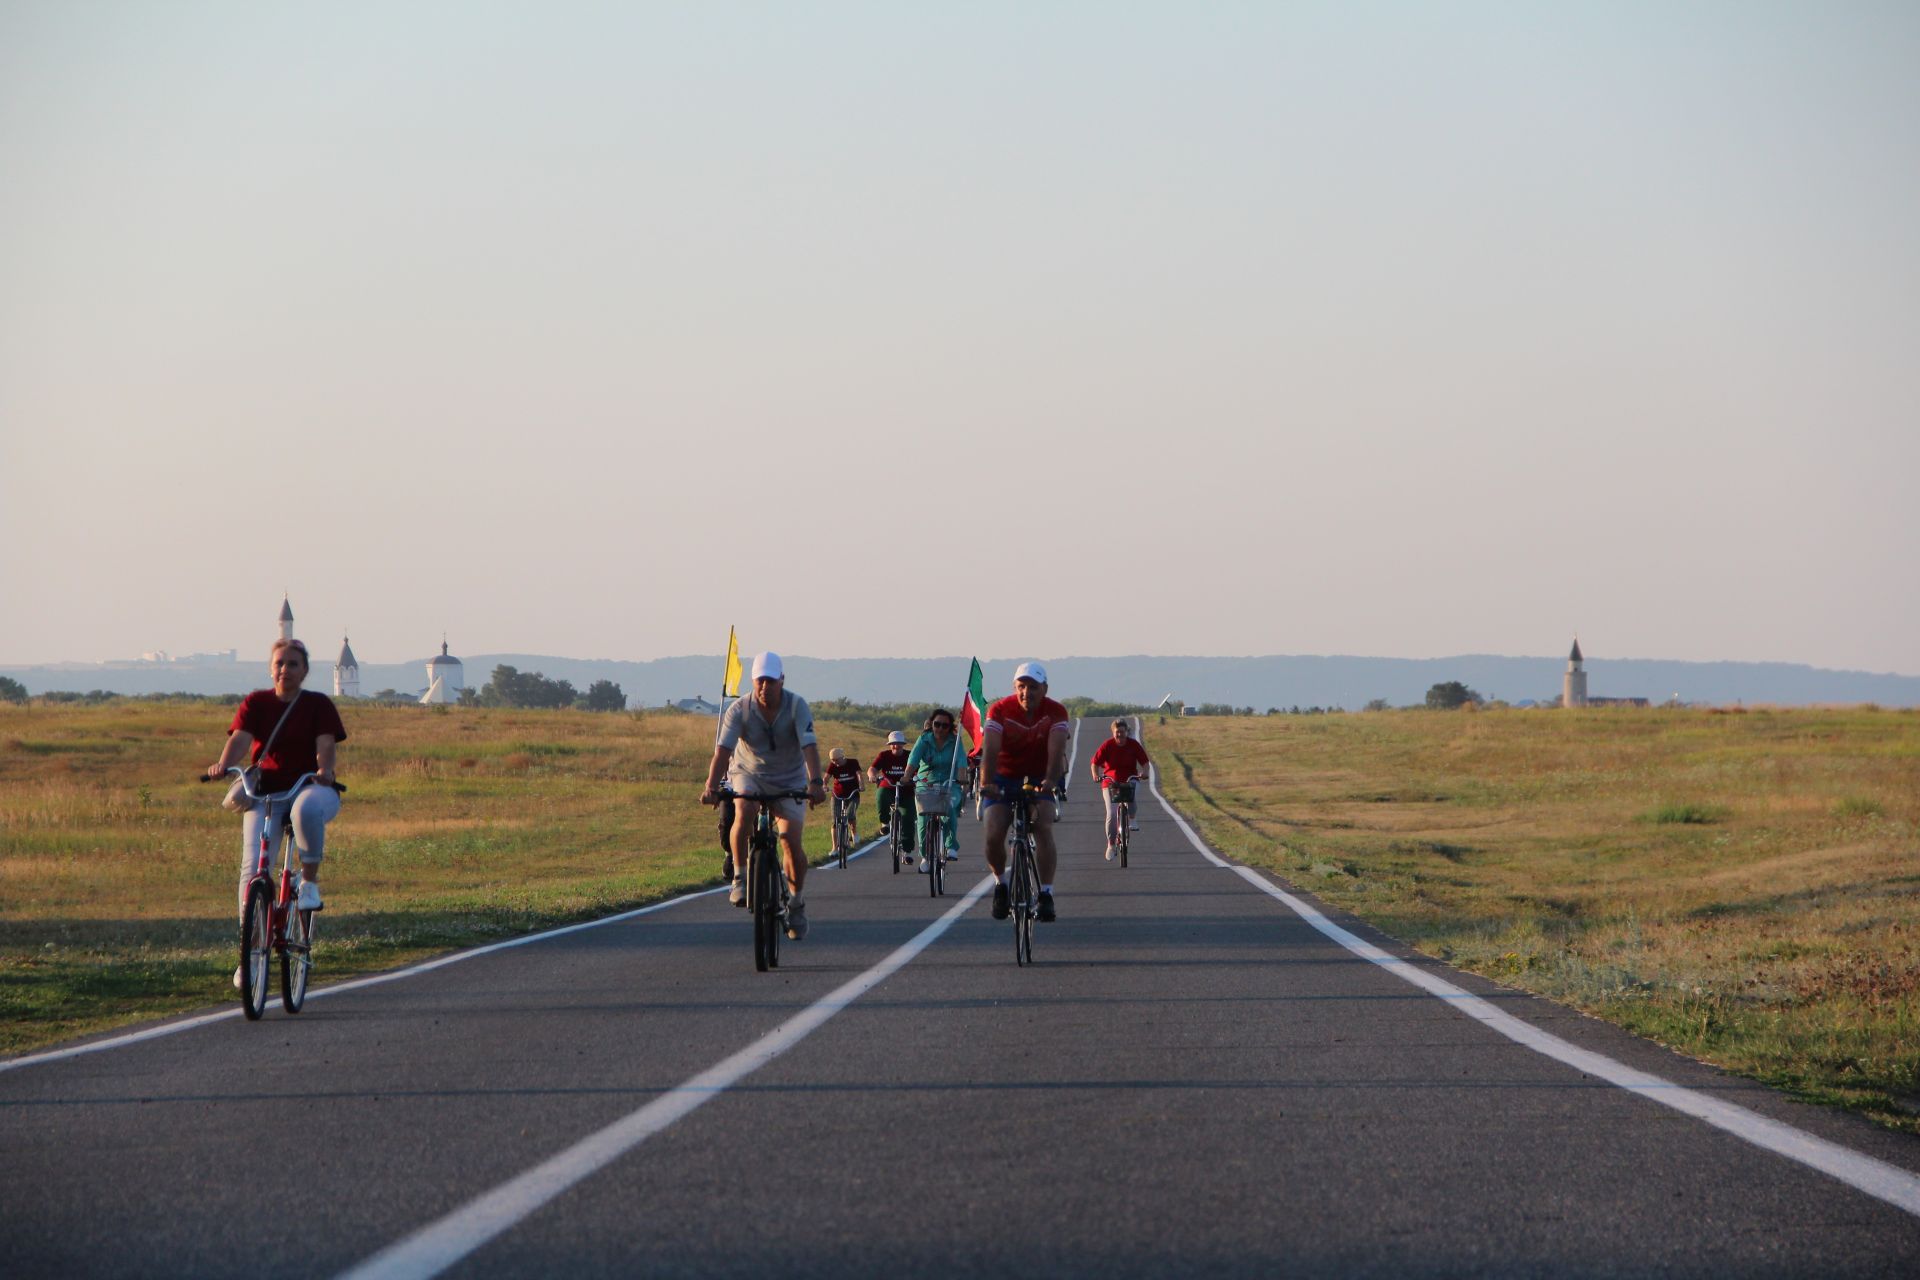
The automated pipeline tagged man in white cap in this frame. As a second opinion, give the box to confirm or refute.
[701,652,827,940]
[978,661,1070,922]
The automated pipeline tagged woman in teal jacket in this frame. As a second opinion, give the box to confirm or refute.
[905,708,968,871]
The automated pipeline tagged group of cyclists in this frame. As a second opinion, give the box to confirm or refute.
[205,643,1151,973]
[698,655,1150,943]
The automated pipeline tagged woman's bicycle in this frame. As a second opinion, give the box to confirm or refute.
[918,793,948,899]
[1110,780,1137,869]
[830,793,858,870]
[1006,784,1047,966]
[721,786,810,973]
[207,767,344,1019]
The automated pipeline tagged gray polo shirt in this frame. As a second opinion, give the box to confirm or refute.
[717,690,817,792]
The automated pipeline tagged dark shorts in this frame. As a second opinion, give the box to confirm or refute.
[982,773,1048,810]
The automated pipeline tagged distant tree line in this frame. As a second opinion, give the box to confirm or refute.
[0,684,243,707]
[475,665,626,712]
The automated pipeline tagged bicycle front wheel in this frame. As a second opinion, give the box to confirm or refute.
[1120,805,1130,869]
[239,881,272,1020]
[1011,840,1034,966]
[749,837,774,973]
[282,899,313,1013]
[926,817,943,897]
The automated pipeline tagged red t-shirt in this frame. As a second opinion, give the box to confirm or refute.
[869,747,910,788]
[229,690,348,793]
[985,694,1070,779]
[826,759,863,798]
[1092,737,1151,787]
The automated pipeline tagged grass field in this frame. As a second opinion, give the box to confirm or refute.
[0,700,902,1054]
[1145,706,1920,1133]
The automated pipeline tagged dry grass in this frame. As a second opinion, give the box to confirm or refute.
[1146,706,1920,1132]
[0,700,899,1054]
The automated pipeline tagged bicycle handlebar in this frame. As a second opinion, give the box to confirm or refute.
[199,767,346,801]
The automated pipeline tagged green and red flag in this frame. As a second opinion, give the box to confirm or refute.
[959,658,987,751]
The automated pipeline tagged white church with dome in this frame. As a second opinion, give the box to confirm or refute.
[421,638,464,704]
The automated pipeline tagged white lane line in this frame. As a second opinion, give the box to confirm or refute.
[1143,763,1920,1220]
[2,835,889,1076]
[335,873,995,1280]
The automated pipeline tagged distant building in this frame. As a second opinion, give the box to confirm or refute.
[278,596,295,646]
[1562,638,1588,708]
[673,696,722,715]
[421,638,464,704]
[1561,638,1648,708]
[334,634,360,699]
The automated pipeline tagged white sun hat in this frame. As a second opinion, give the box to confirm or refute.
[1013,661,1048,684]
[751,651,784,680]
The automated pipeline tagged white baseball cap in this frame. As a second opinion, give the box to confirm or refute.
[887,731,907,744]
[1013,661,1048,685]
[751,651,784,681]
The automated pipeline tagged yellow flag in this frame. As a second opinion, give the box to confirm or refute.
[722,626,743,698]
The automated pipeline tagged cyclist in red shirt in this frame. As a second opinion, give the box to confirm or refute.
[868,732,915,854]
[979,662,1070,922]
[1089,717,1151,858]
[825,748,864,842]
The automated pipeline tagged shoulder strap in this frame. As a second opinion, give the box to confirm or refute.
[259,690,303,758]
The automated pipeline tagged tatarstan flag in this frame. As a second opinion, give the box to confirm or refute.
[959,658,987,751]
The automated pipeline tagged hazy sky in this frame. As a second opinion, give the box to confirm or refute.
[4,2,1916,673]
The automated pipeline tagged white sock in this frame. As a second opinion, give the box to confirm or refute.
[1041,884,1053,894]
[995,871,1007,885]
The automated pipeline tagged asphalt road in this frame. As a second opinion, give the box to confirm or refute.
[4,721,1919,1278]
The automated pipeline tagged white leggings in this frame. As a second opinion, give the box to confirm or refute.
[238,787,340,908]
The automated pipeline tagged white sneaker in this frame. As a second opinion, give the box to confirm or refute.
[232,965,244,990]
[1131,821,1140,831]
[296,880,324,911]
[918,856,929,873]
[729,876,747,907]
[1104,842,1115,862]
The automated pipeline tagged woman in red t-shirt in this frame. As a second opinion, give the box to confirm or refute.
[206,639,347,934]
[1089,718,1150,853]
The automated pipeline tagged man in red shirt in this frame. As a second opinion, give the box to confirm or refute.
[979,662,1071,922]
[1089,717,1151,858]
[825,748,865,844]
[868,732,915,854]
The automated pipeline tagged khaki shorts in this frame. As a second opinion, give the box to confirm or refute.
[728,776,807,824]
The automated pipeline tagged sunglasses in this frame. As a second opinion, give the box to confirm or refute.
[933,720,954,729]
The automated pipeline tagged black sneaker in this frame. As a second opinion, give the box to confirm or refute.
[720,855,733,881]
[990,883,1010,920]
[1037,891,1057,923]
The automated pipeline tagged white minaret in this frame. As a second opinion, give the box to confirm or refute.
[1562,637,1589,708]
[278,596,295,645]
[421,636,464,704]
[334,633,360,699]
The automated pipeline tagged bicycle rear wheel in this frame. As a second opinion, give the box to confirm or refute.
[239,881,272,1020]
[282,897,313,1013]
[836,811,849,870]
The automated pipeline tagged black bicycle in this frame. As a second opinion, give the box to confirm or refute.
[919,792,947,898]
[1006,784,1047,966]
[830,793,858,870]
[886,783,914,874]
[1110,780,1137,869]
[721,787,810,972]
